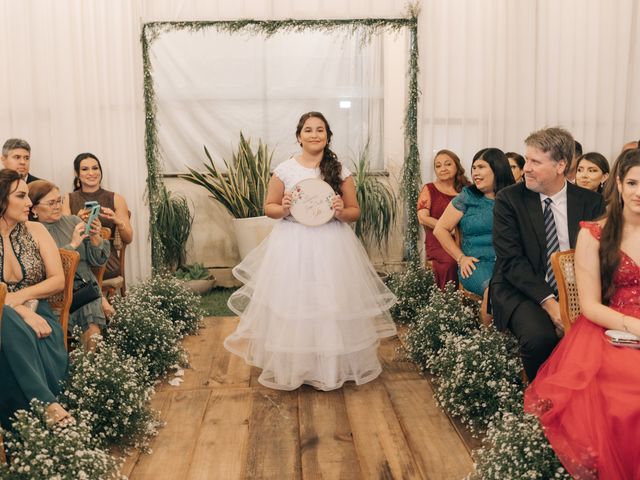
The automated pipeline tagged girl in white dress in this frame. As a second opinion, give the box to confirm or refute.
[224,111,397,391]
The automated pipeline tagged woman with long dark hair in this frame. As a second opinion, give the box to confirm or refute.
[433,148,515,323]
[417,149,470,289]
[62,153,132,280]
[224,112,397,391]
[0,169,71,430]
[575,152,610,194]
[525,148,640,479]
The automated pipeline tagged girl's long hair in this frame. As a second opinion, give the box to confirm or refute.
[296,112,343,194]
[599,148,640,303]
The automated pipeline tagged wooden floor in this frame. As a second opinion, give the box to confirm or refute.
[121,317,473,480]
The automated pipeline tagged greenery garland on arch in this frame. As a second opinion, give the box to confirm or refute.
[141,5,422,268]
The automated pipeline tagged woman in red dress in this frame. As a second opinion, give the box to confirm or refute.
[525,148,640,479]
[417,149,469,290]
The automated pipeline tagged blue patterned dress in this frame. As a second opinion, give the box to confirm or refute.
[452,186,496,295]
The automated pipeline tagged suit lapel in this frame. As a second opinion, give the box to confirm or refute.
[566,183,581,248]
[523,187,546,251]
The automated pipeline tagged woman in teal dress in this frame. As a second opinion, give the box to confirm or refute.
[29,180,109,349]
[434,148,515,324]
[0,169,71,431]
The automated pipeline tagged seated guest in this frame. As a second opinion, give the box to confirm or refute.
[491,127,604,380]
[417,149,470,289]
[505,152,525,183]
[525,148,640,479]
[1,138,39,184]
[434,148,514,324]
[0,169,71,431]
[62,153,133,281]
[566,140,583,183]
[575,152,609,193]
[29,180,110,349]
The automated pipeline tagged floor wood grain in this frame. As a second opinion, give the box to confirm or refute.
[123,317,474,479]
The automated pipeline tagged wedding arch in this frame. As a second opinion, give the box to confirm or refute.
[141,7,421,268]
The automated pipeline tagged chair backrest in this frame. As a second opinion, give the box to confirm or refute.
[48,249,80,348]
[90,227,112,289]
[551,249,580,332]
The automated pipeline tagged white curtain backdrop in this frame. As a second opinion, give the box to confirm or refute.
[419,0,640,180]
[1,0,638,278]
[152,29,385,172]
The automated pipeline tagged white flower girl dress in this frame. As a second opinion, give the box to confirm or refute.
[224,157,397,391]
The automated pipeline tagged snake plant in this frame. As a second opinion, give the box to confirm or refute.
[181,133,273,219]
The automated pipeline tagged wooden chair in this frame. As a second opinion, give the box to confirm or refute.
[551,249,580,333]
[0,282,6,465]
[90,227,112,290]
[101,211,130,297]
[48,249,80,349]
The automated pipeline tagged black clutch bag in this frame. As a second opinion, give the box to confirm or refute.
[70,276,102,313]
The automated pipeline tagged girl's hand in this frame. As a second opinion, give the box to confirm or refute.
[70,222,89,249]
[22,310,52,338]
[458,255,479,279]
[282,192,292,216]
[332,195,345,220]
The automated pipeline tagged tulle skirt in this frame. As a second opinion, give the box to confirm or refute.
[524,311,640,479]
[224,219,397,391]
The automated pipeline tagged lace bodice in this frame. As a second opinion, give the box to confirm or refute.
[273,157,351,192]
[0,222,46,292]
[581,221,640,313]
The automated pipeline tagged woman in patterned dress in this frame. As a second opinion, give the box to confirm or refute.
[0,169,70,431]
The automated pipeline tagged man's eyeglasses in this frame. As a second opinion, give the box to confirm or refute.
[40,198,63,207]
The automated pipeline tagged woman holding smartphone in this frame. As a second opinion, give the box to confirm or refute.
[30,180,110,349]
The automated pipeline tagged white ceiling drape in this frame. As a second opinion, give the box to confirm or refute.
[1,0,638,279]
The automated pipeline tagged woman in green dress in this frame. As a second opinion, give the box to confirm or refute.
[29,180,110,349]
[0,169,70,431]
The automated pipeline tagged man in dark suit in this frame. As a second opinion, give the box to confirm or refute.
[1,138,40,183]
[491,127,605,380]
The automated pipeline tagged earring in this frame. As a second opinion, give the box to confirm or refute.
[32,212,38,219]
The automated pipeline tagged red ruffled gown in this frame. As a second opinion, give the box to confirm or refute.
[525,222,640,479]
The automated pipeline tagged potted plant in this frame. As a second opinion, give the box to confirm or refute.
[181,133,275,259]
[155,185,193,271]
[175,262,216,294]
[352,141,398,267]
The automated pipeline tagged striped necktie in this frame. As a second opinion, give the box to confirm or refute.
[543,197,559,295]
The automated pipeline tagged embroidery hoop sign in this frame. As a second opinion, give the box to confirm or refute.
[290,178,335,226]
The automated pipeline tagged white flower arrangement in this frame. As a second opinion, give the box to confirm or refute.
[467,411,572,480]
[404,283,480,370]
[106,296,188,384]
[60,338,161,450]
[428,328,524,435]
[0,400,123,479]
[127,273,205,337]
[386,261,435,325]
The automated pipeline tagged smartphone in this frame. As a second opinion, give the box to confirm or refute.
[84,201,101,235]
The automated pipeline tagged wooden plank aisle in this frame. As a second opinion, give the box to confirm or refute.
[123,317,474,479]
[298,388,362,479]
